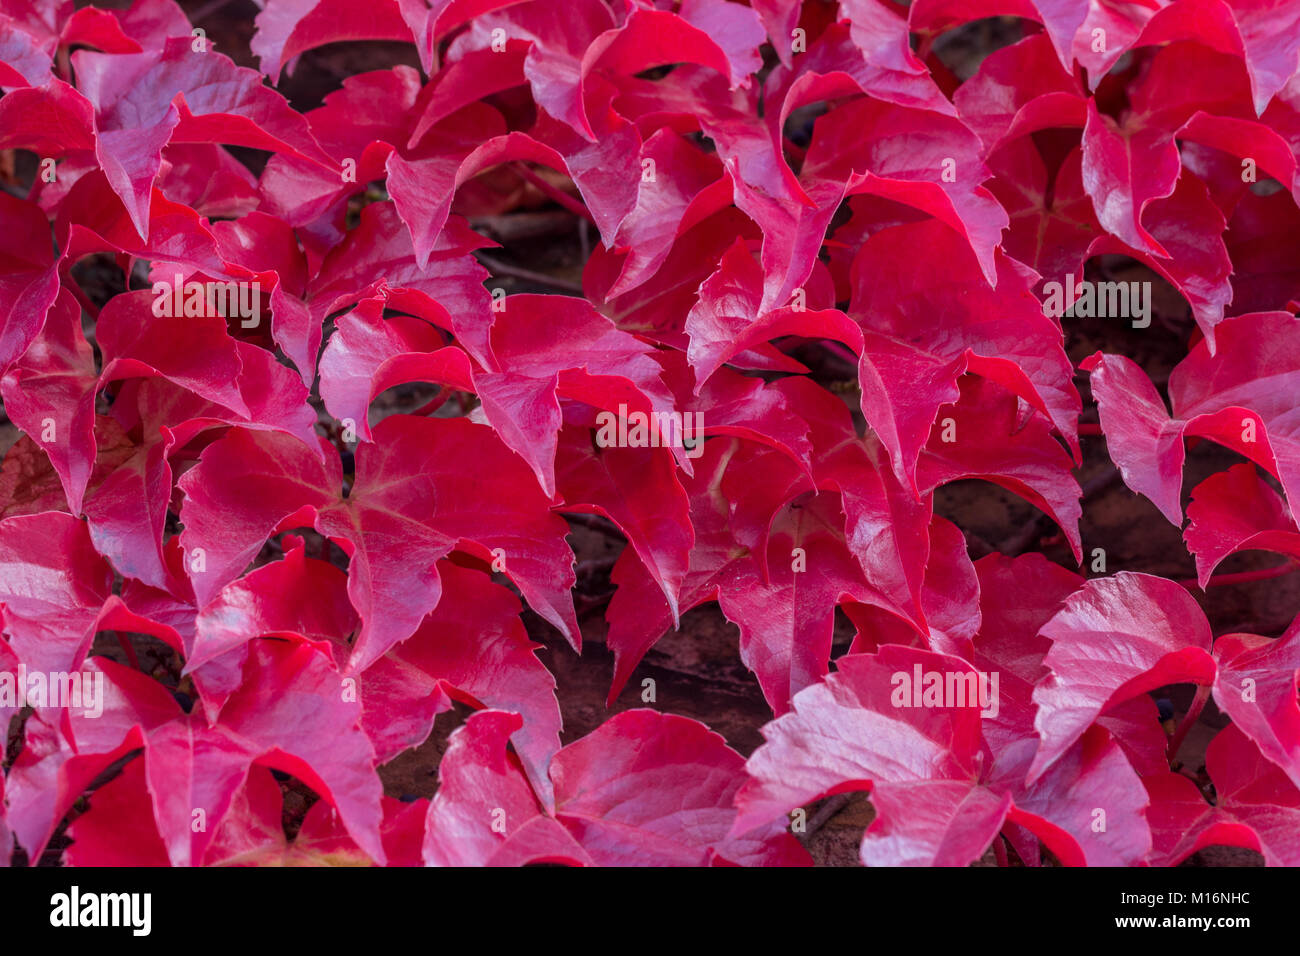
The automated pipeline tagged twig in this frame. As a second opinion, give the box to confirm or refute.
[470,211,579,243]
[476,253,584,294]
[804,793,852,838]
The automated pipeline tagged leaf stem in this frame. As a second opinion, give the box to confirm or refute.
[1168,684,1211,762]
[992,835,1009,867]
[411,387,455,417]
[512,162,597,226]
[116,633,141,671]
[823,340,859,365]
[66,280,101,320]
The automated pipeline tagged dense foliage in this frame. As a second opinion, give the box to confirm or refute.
[1,0,1299,866]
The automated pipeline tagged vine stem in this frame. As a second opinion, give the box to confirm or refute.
[1178,560,1299,589]
[476,253,585,294]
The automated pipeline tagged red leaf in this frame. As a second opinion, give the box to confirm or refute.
[916,376,1083,561]
[734,646,1006,866]
[1029,572,1216,784]
[954,33,1084,152]
[252,0,412,81]
[360,561,560,803]
[308,202,495,367]
[1186,464,1300,585]
[159,144,261,220]
[1086,171,1234,346]
[20,641,386,866]
[317,296,473,443]
[0,288,96,512]
[475,293,681,498]
[0,511,112,674]
[0,191,60,375]
[1139,0,1300,115]
[424,709,808,866]
[1225,189,1300,314]
[212,211,316,384]
[179,417,578,667]
[189,539,357,673]
[605,432,920,713]
[65,758,171,867]
[1213,618,1300,790]
[1081,98,1181,258]
[555,425,692,624]
[74,38,334,237]
[1086,311,1300,525]
[849,219,1080,490]
[775,5,954,119]
[1145,723,1300,866]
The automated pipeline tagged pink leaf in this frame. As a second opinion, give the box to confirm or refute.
[1029,572,1216,784]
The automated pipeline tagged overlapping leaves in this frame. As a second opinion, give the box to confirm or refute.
[1,0,1300,867]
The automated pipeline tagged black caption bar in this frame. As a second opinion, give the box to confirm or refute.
[1,864,1274,946]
